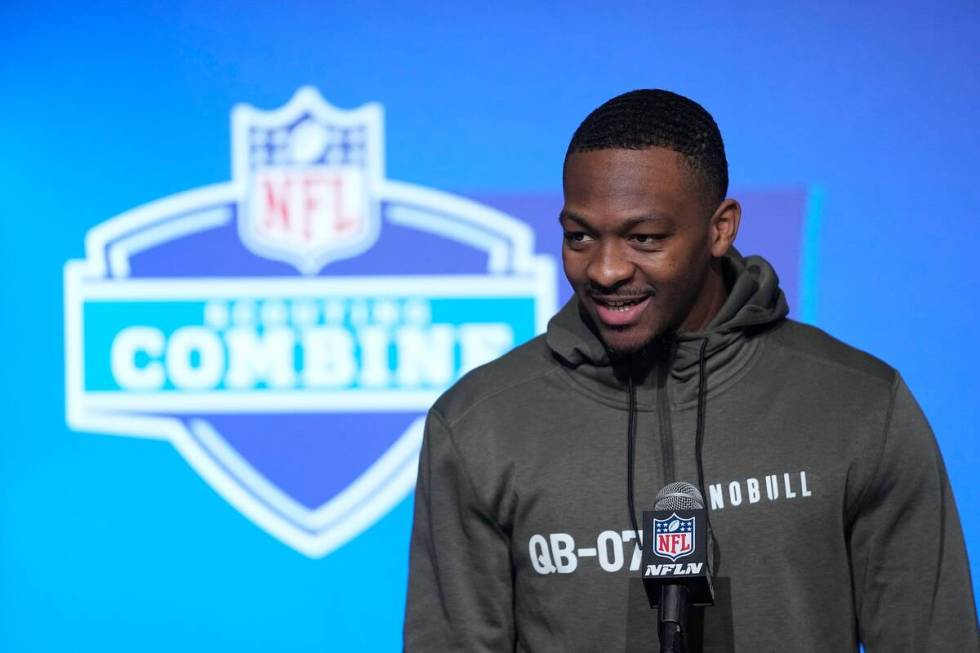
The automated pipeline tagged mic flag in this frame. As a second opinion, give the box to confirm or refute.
[642,481,716,607]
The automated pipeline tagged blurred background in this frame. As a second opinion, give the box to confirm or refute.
[1,2,978,650]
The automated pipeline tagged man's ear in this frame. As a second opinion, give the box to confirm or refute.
[709,198,741,257]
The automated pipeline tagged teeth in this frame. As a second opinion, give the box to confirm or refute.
[599,298,644,311]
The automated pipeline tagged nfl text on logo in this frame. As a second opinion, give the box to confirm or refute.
[64,87,557,557]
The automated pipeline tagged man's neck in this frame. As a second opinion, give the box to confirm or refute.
[680,259,729,333]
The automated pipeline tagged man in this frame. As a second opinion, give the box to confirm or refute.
[404,90,978,651]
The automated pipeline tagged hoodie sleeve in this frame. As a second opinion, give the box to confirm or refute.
[403,409,515,652]
[848,375,979,651]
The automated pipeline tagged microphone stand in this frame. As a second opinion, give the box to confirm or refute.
[659,584,689,653]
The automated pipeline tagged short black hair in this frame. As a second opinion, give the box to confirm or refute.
[566,89,728,204]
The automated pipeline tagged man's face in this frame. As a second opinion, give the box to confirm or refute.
[561,147,728,354]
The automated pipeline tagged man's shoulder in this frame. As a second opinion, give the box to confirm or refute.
[766,318,896,387]
[431,333,557,425]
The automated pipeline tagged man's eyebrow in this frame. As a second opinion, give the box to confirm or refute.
[558,211,592,228]
[621,214,675,228]
[559,210,675,229]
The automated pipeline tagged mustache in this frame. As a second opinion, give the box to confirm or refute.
[587,287,655,300]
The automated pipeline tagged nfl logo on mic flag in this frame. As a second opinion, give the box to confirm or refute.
[63,88,557,558]
[653,513,695,562]
[642,508,714,606]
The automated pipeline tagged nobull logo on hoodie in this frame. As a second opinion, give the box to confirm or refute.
[63,87,557,557]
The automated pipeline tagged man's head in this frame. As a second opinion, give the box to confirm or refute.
[560,89,741,355]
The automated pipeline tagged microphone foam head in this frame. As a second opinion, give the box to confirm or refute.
[655,481,705,510]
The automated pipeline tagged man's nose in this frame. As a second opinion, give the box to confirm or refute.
[587,240,633,290]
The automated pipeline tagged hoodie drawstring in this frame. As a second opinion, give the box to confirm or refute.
[695,337,710,503]
[695,336,716,570]
[626,336,712,541]
[626,372,640,541]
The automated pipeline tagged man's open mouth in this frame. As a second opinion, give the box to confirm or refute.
[594,297,647,312]
[591,295,652,325]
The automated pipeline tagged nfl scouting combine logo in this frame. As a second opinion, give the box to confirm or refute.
[63,87,557,557]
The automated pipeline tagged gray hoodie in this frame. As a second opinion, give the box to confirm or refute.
[404,250,978,652]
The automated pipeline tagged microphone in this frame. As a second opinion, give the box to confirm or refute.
[642,481,715,653]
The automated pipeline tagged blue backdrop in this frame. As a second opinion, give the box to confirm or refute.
[2,2,978,650]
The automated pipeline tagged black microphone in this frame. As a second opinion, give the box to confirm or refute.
[642,481,715,653]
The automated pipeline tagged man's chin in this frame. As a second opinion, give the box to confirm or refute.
[576,301,661,357]
[599,326,657,359]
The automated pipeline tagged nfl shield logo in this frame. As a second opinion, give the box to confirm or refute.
[654,513,696,562]
[233,88,383,275]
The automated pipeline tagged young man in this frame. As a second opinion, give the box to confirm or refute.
[404,90,978,651]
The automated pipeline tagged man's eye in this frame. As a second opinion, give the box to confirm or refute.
[564,231,592,243]
[631,234,666,244]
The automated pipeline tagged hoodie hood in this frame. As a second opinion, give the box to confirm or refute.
[545,248,789,408]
